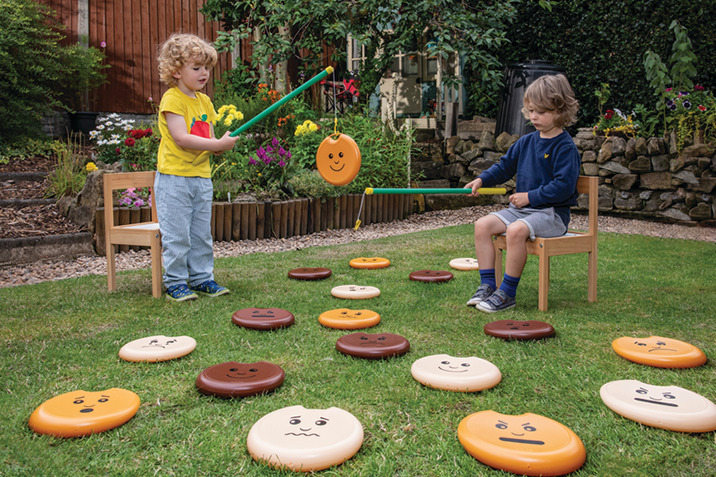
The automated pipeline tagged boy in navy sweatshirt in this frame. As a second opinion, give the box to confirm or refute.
[465,74,580,312]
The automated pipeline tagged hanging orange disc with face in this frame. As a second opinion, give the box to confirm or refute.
[316,133,361,186]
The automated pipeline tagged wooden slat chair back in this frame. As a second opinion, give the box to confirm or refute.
[493,175,598,311]
[103,171,162,298]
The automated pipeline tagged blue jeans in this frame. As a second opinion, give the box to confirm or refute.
[155,172,214,289]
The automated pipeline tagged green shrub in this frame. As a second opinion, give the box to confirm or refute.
[497,1,716,131]
[0,0,66,141]
[45,141,90,199]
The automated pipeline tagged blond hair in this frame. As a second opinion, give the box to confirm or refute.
[521,74,579,128]
[157,33,218,87]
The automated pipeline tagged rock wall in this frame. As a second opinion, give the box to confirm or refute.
[412,124,715,225]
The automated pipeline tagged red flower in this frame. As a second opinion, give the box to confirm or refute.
[698,105,707,111]
[604,109,614,120]
[694,85,705,91]
[125,137,136,147]
[144,128,153,137]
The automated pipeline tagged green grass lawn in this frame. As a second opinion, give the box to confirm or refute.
[1,225,715,476]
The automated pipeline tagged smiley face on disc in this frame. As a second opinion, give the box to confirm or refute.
[316,134,361,186]
[611,335,707,368]
[247,405,364,472]
[331,285,380,299]
[335,332,410,359]
[600,379,716,433]
[483,320,555,341]
[118,335,196,362]
[349,257,391,269]
[408,270,454,283]
[28,388,140,438]
[457,410,586,476]
[410,354,501,392]
[196,361,285,398]
[319,308,381,330]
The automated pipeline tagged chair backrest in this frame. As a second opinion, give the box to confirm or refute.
[103,171,157,227]
[575,175,598,236]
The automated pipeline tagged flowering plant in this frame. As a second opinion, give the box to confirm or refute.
[118,187,151,208]
[89,114,159,170]
[665,85,716,151]
[592,108,639,138]
[245,137,295,194]
[213,103,245,138]
[291,119,323,169]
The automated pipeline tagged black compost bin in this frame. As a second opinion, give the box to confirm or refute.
[494,60,566,137]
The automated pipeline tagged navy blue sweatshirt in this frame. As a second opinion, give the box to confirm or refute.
[478,130,581,227]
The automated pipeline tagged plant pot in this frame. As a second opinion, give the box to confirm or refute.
[69,112,99,135]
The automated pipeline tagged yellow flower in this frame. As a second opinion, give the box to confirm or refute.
[224,117,233,126]
[85,162,98,172]
[218,105,229,114]
[235,111,244,120]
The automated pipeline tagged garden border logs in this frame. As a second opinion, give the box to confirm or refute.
[95,193,413,252]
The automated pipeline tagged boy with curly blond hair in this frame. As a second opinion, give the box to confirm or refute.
[465,74,580,312]
[155,33,239,301]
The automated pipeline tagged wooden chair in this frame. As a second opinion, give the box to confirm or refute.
[103,171,162,298]
[494,175,598,311]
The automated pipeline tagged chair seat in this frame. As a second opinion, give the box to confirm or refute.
[120,223,160,231]
[493,176,598,311]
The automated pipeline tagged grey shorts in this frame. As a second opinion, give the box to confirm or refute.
[491,204,567,241]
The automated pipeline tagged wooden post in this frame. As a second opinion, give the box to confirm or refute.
[271,202,281,238]
[95,207,106,255]
[118,208,130,252]
[232,203,242,241]
[223,203,232,242]
[240,203,250,240]
[248,203,257,240]
[257,202,267,239]
[286,200,296,238]
[214,203,225,242]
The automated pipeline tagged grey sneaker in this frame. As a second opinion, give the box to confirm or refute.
[466,284,495,306]
[476,289,516,313]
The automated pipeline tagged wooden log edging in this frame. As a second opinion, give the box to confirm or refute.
[96,193,414,252]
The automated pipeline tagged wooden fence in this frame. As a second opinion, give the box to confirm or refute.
[38,0,237,114]
[96,194,414,253]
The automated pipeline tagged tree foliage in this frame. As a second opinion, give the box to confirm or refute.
[201,0,521,105]
[499,0,716,128]
[0,0,67,140]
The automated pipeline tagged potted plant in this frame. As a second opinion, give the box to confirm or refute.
[60,41,110,134]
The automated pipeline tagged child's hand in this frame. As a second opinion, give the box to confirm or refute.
[216,131,240,153]
[464,178,483,196]
[509,192,530,208]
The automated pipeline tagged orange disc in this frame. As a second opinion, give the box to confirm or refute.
[29,388,140,438]
[316,134,361,186]
[349,257,391,269]
[458,410,586,476]
[611,335,707,368]
[318,308,381,330]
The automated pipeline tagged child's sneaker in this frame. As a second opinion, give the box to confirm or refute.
[166,284,198,302]
[466,284,495,306]
[475,289,516,313]
[190,280,230,297]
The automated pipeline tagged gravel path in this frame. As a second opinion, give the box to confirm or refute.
[1,205,713,289]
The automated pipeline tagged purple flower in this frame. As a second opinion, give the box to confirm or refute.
[249,157,257,166]
[271,137,280,148]
[278,160,286,167]
[683,100,691,110]
[134,199,145,207]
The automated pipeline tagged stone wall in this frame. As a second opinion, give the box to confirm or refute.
[412,122,715,225]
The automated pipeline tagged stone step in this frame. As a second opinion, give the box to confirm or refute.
[0,232,94,266]
[0,171,48,182]
[0,198,56,208]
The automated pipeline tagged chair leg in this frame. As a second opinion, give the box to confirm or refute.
[587,250,597,303]
[538,255,550,312]
[150,235,162,299]
[494,244,503,287]
[106,243,117,292]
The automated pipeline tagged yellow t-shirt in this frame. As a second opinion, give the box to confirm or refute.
[157,87,218,178]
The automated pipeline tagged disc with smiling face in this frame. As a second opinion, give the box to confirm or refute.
[410,354,501,392]
[409,270,454,283]
[483,320,555,340]
[335,332,410,359]
[195,361,285,398]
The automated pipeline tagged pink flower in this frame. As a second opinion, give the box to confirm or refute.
[694,85,705,91]
[100,41,107,48]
